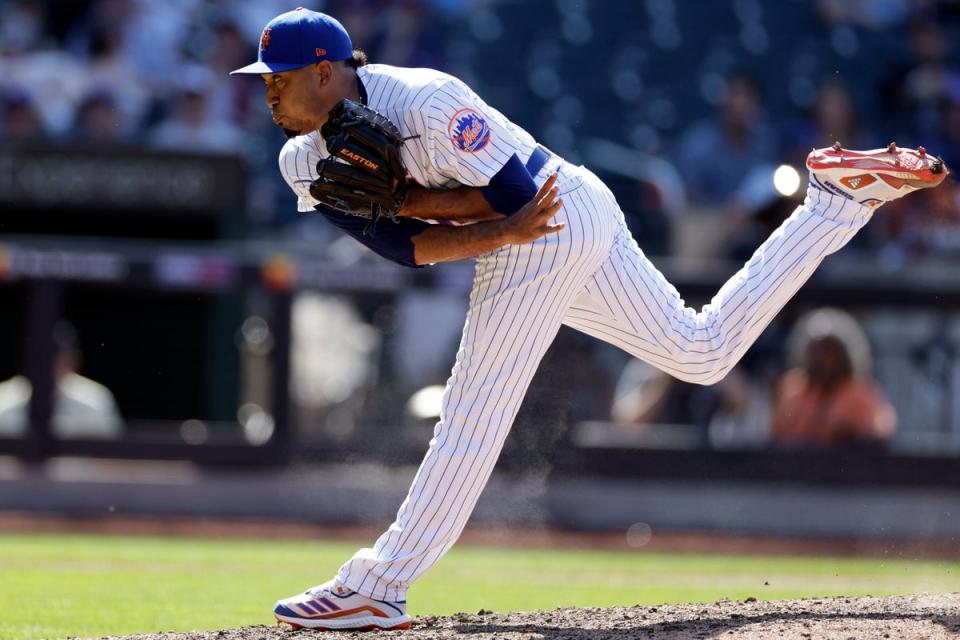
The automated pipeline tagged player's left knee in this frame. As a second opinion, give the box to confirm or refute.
[691,364,733,386]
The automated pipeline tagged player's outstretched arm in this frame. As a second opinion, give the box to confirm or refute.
[400,185,504,222]
[411,174,564,265]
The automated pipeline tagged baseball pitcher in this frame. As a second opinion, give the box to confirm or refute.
[231,8,947,631]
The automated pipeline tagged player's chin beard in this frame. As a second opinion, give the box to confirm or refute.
[279,111,323,138]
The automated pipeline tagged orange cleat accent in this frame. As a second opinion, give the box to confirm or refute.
[839,174,877,190]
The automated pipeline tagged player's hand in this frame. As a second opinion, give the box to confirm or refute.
[500,173,565,244]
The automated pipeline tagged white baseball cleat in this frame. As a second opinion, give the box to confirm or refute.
[806,142,949,208]
[273,579,412,631]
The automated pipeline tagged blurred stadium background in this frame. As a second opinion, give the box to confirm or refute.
[2,0,960,571]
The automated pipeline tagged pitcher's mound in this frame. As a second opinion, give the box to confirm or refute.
[98,593,960,639]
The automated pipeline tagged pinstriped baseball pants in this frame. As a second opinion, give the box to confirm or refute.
[337,165,874,601]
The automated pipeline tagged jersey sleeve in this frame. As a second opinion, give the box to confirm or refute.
[278,138,322,212]
[425,79,525,187]
[316,206,430,268]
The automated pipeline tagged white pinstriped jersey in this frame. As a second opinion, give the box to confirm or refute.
[279,64,541,212]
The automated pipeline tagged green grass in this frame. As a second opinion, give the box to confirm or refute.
[1,533,957,640]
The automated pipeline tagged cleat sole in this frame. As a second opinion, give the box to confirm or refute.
[275,612,412,632]
[806,143,949,205]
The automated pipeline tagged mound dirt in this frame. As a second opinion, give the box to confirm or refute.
[95,593,960,640]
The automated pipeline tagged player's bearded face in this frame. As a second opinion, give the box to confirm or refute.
[262,66,326,135]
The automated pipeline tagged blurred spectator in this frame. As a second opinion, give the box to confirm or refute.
[932,90,960,170]
[781,79,875,161]
[816,0,917,29]
[119,0,194,83]
[291,294,382,442]
[874,179,960,262]
[772,309,895,449]
[674,74,776,208]
[1,1,91,133]
[69,89,130,142]
[870,87,960,263]
[201,19,262,130]
[148,66,244,153]
[82,24,148,120]
[723,176,812,263]
[600,171,674,257]
[0,87,45,140]
[611,359,752,448]
[0,323,123,440]
[878,19,960,136]
[0,1,48,54]
[332,0,448,69]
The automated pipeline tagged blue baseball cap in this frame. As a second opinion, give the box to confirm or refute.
[230,7,352,75]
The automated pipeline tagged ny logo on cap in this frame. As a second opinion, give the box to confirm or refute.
[260,28,272,52]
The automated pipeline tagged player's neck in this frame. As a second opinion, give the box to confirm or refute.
[311,68,363,132]
[342,67,362,103]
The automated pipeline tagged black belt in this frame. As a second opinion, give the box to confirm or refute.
[525,145,553,177]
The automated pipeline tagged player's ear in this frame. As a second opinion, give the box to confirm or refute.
[312,61,333,87]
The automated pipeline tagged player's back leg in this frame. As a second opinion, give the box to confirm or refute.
[562,144,946,384]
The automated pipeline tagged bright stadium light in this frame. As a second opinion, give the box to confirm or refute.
[407,385,446,420]
[773,164,801,197]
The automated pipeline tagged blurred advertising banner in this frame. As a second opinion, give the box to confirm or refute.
[0,144,245,215]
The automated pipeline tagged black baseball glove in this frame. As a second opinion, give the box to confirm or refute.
[309,99,410,226]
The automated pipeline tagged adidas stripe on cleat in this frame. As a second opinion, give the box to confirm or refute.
[806,142,948,208]
[274,579,412,631]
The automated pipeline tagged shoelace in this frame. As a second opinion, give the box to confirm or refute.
[306,585,351,598]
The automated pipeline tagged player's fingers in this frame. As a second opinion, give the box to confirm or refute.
[534,173,559,202]
[516,189,557,222]
[542,221,566,235]
[535,186,559,210]
[536,198,563,219]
